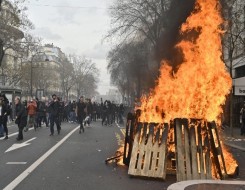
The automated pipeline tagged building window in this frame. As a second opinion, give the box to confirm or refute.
[235,65,245,78]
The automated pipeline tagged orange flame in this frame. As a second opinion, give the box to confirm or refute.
[138,0,231,123]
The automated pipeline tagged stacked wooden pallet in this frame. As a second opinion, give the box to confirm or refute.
[126,116,228,181]
[128,123,168,179]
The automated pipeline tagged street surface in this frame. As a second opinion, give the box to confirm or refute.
[0,121,245,190]
[0,121,174,190]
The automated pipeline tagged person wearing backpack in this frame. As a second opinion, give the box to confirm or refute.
[240,102,245,135]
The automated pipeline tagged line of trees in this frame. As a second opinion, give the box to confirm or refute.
[106,0,196,104]
[221,0,245,129]
[106,0,245,107]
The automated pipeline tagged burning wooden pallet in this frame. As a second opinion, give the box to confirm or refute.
[125,115,228,181]
[128,123,168,179]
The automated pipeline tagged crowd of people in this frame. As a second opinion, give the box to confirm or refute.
[0,93,125,141]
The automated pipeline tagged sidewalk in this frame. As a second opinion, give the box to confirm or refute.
[221,126,245,152]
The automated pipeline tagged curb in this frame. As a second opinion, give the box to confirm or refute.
[167,180,245,190]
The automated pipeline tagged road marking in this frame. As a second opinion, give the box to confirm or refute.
[6,162,27,165]
[115,122,125,129]
[0,128,34,141]
[3,126,80,190]
[5,137,37,153]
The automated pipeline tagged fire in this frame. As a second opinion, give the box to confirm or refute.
[137,0,238,179]
[138,0,231,123]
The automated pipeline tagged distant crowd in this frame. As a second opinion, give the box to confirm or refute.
[0,93,126,141]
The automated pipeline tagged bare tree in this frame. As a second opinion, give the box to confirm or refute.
[68,55,99,99]
[0,0,35,89]
[0,0,34,58]
[107,40,152,104]
[108,0,169,46]
[81,73,99,98]
[57,56,75,100]
[220,0,245,134]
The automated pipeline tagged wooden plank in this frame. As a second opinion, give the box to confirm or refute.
[128,123,168,179]
[136,137,146,176]
[190,126,199,179]
[123,119,131,165]
[134,124,148,176]
[153,124,168,179]
[183,121,192,180]
[161,124,169,179]
[128,131,141,175]
[204,135,212,179]
[128,124,143,176]
[142,125,154,176]
[174,119,186,182]
[207,122,223,179]
[197,123,205,179]
[212,122,227,178]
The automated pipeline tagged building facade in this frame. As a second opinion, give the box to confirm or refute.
[0,0,24,103]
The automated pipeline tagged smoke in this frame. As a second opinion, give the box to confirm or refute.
[156,0,196,71]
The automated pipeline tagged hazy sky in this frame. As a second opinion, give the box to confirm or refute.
[23,0,114,95]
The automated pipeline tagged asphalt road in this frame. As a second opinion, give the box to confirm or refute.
[0,121,174,190]
[1,120,244,190]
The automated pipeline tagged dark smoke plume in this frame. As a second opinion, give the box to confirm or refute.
[156,0,196,71]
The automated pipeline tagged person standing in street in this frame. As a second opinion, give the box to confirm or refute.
[240,101,245,135]
[15,96,28,141]
[25,99,37,131]
[76,96,86,134]
[0,93,10,139]
[37,97,48,128]
[0,97,8,138]
[48,94,61,136]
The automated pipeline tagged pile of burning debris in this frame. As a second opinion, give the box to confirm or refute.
[122,113,238,181]
[106,0,239,182]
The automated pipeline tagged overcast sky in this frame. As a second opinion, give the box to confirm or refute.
[23,0,114,95]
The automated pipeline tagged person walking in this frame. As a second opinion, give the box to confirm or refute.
[76,96,86,134]
[85,98,93,127]
[14,97,28,141]
[48,94,61,136]
[70,100,77,123]
[25,99,37,131]
[38,97,48,127]
[0,93,10,139]
[0,97,8,138]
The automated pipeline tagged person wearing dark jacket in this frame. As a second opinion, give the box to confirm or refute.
[37,97,48,128]
[15,96,28,141]
[0,97,8,138]
[0,93,10,139]
[48,94,61,136]
[76,96,86,134]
